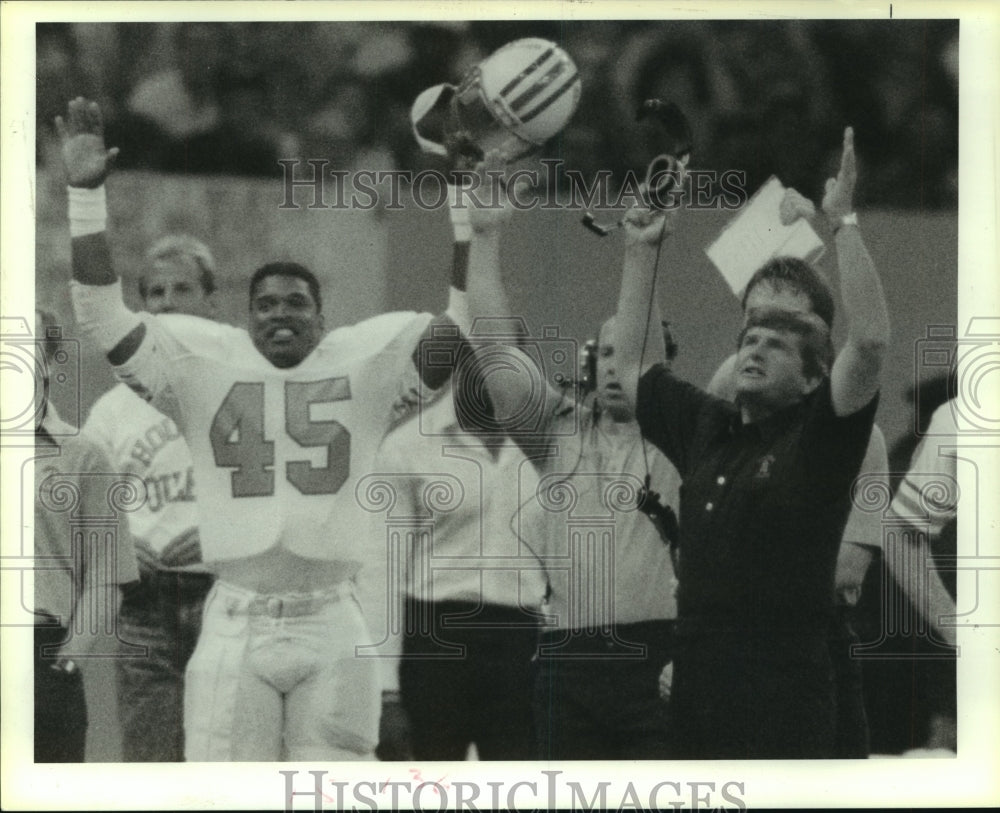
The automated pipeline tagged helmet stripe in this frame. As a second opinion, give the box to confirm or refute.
[518,69,580,126]
[498,46,555,97]
[506,60,567,116]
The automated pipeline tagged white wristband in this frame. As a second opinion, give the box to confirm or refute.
[447,184,472,242]
[68,185,108,238]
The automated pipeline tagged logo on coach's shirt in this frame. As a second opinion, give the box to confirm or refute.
[754,454,776,479]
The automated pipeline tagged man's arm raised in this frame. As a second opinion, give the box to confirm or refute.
[615,204,678,407]
[464,153,563,427]
[58,97,145,365]
[824,127,891,417]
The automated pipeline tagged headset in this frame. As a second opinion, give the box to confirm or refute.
[575,321,679,398]
[582,99,693,236]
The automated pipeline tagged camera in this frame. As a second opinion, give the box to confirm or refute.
[1,315,81,439]
[416,317,578,437]
[913,319,1000,436]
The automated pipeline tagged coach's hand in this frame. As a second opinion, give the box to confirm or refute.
[658,660,674,702]
[834,541,873,607]
[623,205,675,249]
[822,126,857,227]
[376,692,414,761]
[779,187,816,225]
[55,97,119,188]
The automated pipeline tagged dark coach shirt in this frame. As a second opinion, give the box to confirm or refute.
[636,365,878,633]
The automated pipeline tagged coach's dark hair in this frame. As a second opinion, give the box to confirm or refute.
[738,307,834,381]
[142,235,217,298]
[249,262,322,312]
[742,257,835,329]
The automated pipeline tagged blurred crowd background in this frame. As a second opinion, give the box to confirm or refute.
[37,19,958,208]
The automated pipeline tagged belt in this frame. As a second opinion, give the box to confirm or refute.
[219,582,353,619]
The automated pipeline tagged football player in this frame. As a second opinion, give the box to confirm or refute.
[82,235,218,762]
[60,97,461,762]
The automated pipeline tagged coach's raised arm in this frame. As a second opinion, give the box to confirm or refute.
[822,126,891,414]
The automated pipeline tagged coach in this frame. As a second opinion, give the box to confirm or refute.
[616,127,890,758]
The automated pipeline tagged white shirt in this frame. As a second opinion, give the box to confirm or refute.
[84,383,197,554]
[375,390,547,610]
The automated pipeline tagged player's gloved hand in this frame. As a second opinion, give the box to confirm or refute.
[658,660,674,702]
[821,126,857,228]
[160,527,203,569]
[55,97,120,188]
[133,537,162,580]
[779,187,816,225]
[376,691,414,761]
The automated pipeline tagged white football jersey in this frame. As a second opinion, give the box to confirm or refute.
[83,383,197,554]
[113,310,431,563]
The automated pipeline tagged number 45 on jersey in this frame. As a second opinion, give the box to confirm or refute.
[210,378,351,498]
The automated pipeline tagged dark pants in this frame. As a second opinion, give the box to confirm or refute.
[533,621,673,760]
[116,571,213,762]
[668,625,836,759]
[830,606,870,758]
[399,598,539,761]
[34,618,87,762]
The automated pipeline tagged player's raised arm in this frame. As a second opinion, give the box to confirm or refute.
[824,127,891,416]
[58,97,147,365]
[463,153,563,428]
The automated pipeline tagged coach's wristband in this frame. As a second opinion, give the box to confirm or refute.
[68,185,108,238]
[833,211,858,235]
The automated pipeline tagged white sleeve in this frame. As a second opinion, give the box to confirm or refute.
[70,280,142,353]
[890,403,959,534]
[108,313,179,411]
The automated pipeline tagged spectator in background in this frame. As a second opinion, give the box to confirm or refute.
[887,399,958,754]
[120,23,280,175]
[82,236,218,762]
[33,307,140,761]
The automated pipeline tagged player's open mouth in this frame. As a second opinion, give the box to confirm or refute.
[270,327,296,342]
[740,364,764,377]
